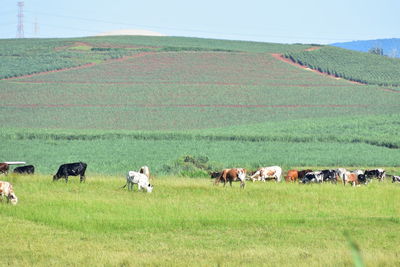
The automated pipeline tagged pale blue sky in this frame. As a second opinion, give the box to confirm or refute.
[1,0,399,44]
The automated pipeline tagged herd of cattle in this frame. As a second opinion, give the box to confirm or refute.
[1,161,400,206]
[211,166,399,187]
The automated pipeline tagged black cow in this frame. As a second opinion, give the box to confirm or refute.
[357,173,368,184]
[321,169,338,183]
[301,171,324,184]
[53,162,87,183]
[298,169,313,180]
[364,169,385,182]
[13,165,35,175]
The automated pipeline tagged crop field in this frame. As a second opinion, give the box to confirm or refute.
[284,46,400,88]
[0,174,399,266]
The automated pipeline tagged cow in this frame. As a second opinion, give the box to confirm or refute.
[336,168,349,184]
[0,181,18,205]
[214,168,246,188]
[53,162,87,183]
[13,165,35,175]
[298,169,313,180]
[250,166,282,182]
[139,166,150,179]
[123,171,153,193]
[364,169,386,182]
[321,169,338,183]
[392,175,400,183]
[285,170,298,182]
[0,163,9,175]
[301,171,324,184]
[343,173,368,186]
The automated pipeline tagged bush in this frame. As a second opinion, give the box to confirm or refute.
[161,155,221,177]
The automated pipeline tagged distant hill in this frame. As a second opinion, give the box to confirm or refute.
[331,38,400,58]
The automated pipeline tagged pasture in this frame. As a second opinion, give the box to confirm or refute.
[0,174,399,266]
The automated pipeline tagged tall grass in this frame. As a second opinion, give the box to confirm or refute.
[0,175,399,266]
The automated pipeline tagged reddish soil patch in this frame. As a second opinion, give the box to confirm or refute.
[304,46,322,51]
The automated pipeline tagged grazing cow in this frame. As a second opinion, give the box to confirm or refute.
[336,168,349,184]
[343,173,368,186]
[13,165,35,175]
[251,166,282,182]
[0,181,18,205]
[214,168,246,188]
[392,175,400,183]
[53,162,87,183]
[0,163,9,175]
[321,169,338,183]
[123,171,153,193]
[364,169,385,182]
[139,166,150,179]
[298,169,313,180]
[301,171,324,184]
[285,170,298,182]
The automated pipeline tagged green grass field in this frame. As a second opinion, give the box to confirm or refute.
[1,174,399,266]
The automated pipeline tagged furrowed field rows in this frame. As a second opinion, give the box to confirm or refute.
[1,50,400,130]
[13,52,351,85]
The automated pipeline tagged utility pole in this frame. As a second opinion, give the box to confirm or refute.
[16,1,25,38]
[34,17,39,37]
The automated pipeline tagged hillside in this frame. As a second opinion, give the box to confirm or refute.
[332,38,400,57]
[1,36,400,174]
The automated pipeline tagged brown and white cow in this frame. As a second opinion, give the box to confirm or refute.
[251,166,282,182]
[285,169,298,182]
[0,163,9,175]
[214,168,246,188]
[0,181,18,205]
[343,173,368,187]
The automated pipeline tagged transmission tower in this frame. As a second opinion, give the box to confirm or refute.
[16,1,24,38]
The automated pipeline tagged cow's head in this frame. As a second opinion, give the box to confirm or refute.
[146,184,153,193]
[9,193,18,205]
[53,174,60,181]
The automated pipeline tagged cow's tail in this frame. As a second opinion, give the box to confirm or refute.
[121,183,127,189]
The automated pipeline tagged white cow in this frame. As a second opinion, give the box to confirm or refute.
[124,171,153,193]
[0,181,18,205]
[250,166,282,182]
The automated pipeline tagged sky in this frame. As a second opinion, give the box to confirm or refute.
[1,0,400,44]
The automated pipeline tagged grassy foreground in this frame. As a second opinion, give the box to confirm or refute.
[1,175,399,266]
